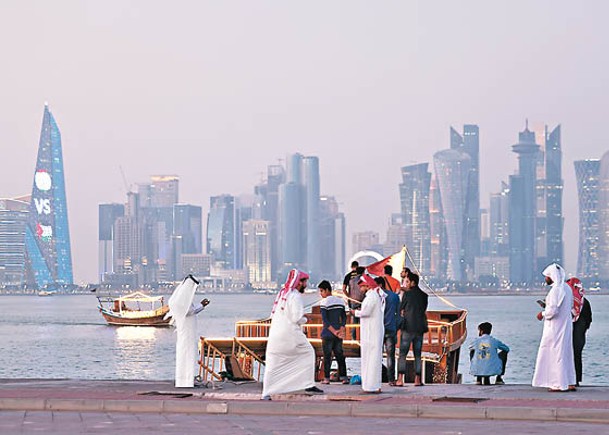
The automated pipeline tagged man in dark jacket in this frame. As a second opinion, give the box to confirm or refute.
[396,271,428,387]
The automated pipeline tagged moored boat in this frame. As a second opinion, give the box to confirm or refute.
[97,291,172,326]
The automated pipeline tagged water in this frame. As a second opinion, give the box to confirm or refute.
[1,294,607,385]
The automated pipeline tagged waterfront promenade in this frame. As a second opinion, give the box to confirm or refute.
[2,379,609,433]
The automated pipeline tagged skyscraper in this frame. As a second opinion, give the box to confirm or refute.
[242,220,272,288]
[509,124,540,284]
[489,182,510,257]
[429,175,446,278]
[597,152,609,281]
[399,163,431,274]
[544,125,563,266]
[25,104,73,288]
[574,159,600,281]
[254,165,285,280]
[207,195,239,269]
[433,150,471,282]
[277,153,323,279]
[319,196,345,280]
[98,203,125,282]
[302,156,321,278]
[0,198,29,286]
[450,125,481,271]
[171,204,202,280]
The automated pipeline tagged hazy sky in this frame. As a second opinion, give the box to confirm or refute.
[1,1,608,283]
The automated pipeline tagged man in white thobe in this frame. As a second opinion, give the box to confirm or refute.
[262,269,319,400]
[532,263,576,392]
[354,274,385,393]
[167,275,210,388]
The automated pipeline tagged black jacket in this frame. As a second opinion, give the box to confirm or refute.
[400,286,429,333]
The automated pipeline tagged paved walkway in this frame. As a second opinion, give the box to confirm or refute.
[2,412,607,434]
[1,379,609,426]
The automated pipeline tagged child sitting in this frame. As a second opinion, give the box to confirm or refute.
[469,322,510,385]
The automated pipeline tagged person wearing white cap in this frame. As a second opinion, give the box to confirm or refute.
[353,274,385,393]
[532,263,576,392]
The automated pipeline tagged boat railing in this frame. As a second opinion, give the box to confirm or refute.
[234,309,467,356]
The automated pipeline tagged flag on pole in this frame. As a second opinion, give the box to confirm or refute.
[365,246,406,281]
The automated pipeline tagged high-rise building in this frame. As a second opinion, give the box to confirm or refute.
[489,183,510,257]
[302,156,321,278]
[138,175,179,208]
[429,175,446,278]
[450,125,480,272]
[399,163,432,274]
[544,126,563,266]
[25,104,73,288]
[0,198,29,286]
[597,152,609,281]
[207,195,238,269]
[171,204,202,280]
[98,203,125,282]
[433,150,471,282]
[278,181,305,270]
[509,124,540,284]
[242,220,272,288]
[319,196,346,280]
[277,153,324,279]
[574,159,601,281]
[352,231,381,254]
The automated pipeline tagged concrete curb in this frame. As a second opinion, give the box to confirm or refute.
[2,397,609,423]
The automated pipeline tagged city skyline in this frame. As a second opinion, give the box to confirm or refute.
[2,2,609,282]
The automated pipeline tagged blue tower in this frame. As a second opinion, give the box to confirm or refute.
[25,104,74,288]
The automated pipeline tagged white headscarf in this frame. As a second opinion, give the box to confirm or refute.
[542,263,567,305]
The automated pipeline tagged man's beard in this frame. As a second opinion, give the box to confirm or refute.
[297,287,305,293]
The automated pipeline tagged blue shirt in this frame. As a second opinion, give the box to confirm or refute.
[468,334,510,376]
[382,289,400,335]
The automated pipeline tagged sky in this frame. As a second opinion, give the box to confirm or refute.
[1,1,608,284]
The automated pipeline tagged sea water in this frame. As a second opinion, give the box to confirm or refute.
[0,294,607,385]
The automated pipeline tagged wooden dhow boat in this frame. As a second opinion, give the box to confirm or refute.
[197,248,468,384]
[97,291,171,326]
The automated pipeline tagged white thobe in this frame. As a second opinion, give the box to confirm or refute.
[355,290,385,392]
[532,281,576,390]
[175,303,204,388]
[262,291,315,397]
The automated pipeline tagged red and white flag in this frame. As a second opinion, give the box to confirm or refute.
[365,247,406,281]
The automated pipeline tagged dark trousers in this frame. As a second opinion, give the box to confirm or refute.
[322,335,347,379]
[398,332,423,376]
[573,333,586,384]
[471,350,508,384]
[384,331,397,382]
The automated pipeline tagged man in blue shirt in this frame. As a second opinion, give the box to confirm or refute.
[375,276,400,386]
[469,322,510,385]
[319,280,349,384]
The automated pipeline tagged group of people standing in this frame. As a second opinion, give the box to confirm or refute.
[261,263,430,399]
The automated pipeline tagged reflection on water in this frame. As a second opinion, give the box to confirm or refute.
[115,326,157,341]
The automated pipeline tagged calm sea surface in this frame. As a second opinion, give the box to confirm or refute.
[1,294,607,385]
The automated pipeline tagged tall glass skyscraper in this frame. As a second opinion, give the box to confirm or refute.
[98,203,125,282]
[25,104,73,288]
[509,125,540,284]
[450,125,480,272]
[544,125,563,266]
[574,159,600,280]
[206,195,238,269]
[399,163,431,275]
[433,150,471,282]
[597,152,609,281]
